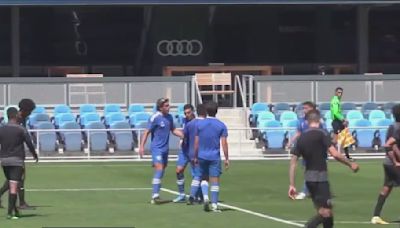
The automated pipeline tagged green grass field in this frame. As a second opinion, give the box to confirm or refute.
[0,160,399,228]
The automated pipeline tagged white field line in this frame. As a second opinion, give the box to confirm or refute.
[26,187,151,192]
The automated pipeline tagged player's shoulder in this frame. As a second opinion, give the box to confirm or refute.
[150,112,162,122]
[210,117,227,127]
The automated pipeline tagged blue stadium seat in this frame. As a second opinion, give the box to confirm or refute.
[29,113,51,129]
[36,122,57,152]
[80,113,101,127]
[368,110,386,126]
[341,102,357,115]
[129,112,151,127]
[261,120,285,149]
[256,111,275,127]
[318,103,331,116]
[346,110,364,126]
[373,119,393,147]
[60,122,83,151]
[55,113,75,128]
[353,119,375,148]
[110,121,134,151]
[54,105,72,125]
[383,102,396,118]
[128,104,145,116]
[105,113,126,127]
[249,103,269,125]
[324,111,332,121]
[32,106,46,114]
[177,103,185,115]
[79,104,96,116]
[362,102,379,118]
[279,111,298,126]
[325,119,333,132]
[273,103,291,119]
[104,104,121,117]
[294,103,303,118]
[284,119,299,139]
[85,122,108,151]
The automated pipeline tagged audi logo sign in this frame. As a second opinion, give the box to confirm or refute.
[157,40,203,57]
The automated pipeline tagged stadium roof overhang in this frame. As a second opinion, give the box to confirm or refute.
[1,0,400,6]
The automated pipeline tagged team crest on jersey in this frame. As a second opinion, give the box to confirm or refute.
[160,121,166,128]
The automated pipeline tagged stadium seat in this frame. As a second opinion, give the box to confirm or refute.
[32,106,46,114]
[80,113,101,127]
[368,110,386,126]
[325,119,333,132]
[279,111,298,126]
[256,111,275,126]
[129,112,151,127]
[177,103,185,115]
[294,103,303,118]
[346,110,364,126]
[104,104,121,117]
[29,113,51,129]
[249,103,269,125]
[353,119,376,148]
[105,113,126,127]
[273,103,291,119]
[373,119,393,147]
[128,104,145,115]
[324,111,332,121]
[383,102,396,118]
[362,102,379,118]
[284,119,299,139]
[110,121,134,151]
[260,120,285,149]
[341,102,357,115]
[318,103,331,116]
[79,104,97,116]
[85,122,108,151]
[54,105,72,125]
[55,113,75,128]
[60,122,83,151]
[36,122,57,152]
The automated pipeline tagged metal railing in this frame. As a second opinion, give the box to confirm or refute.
[24,126,389,162]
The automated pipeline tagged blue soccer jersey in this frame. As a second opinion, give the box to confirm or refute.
[183,118,204,160]
[147,112,175,154]
[297,117,326,133]
[196,117,228,161]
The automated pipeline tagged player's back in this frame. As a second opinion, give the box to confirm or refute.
[0,123,27,159]
[197,117,228,161]
[296,128,330,172]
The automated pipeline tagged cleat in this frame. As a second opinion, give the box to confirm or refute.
[150,197,171,205]
[6,215,19,220]
[295,192,307,200]
[203,199,210,212]
[211,203,222,213]
[173,194,186,203]
[371,216,389,225]
[187,196,195,205]
[18,203,36,210]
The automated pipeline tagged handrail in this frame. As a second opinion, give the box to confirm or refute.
[234,75,246,109]
[192,76,203,104]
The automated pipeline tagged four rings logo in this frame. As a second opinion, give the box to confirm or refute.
[157,39,203,57]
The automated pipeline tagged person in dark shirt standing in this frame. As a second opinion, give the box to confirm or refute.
[0,107,38,219]
[289,110,359,228]
[0,98,36,209]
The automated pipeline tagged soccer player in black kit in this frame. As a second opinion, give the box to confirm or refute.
[289,110,359,228]
[0,107,38,219]
[0,98,36,209]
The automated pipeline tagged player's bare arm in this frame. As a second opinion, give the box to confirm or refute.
[288,155,298,200]
[139,129,151,158]
[328,145,359,172]
[221,136,229,170]
[172,128,184,139]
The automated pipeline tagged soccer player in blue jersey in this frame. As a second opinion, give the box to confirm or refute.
[288,101,326,200]
[139,98,184,204]
[194,102,229,212]
[173,104,196,203]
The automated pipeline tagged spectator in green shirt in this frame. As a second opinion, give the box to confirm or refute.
[330,87,352,160]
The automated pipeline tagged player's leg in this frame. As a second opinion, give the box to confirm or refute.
[199,159,210,210]
[371,164,396,224]
[0,180,9,208]
[305,182,333,228]
[173,152,188,203]
[187,162,201,205]
[209,159,222,212]
[18,166,34,209]
[3,166,23,219]
[150,153,167,204]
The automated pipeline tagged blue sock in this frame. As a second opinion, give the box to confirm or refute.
[201,180,209,201]
[302,181,309,195]
[176,172,185,195]
[152,169,164,199]
[190,177,201,198]
[210,182,219,204]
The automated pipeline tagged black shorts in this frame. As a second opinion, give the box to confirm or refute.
[2,166,23,182]
[332,120,345,134]
[306,181,332,209]
[383,164,400,187]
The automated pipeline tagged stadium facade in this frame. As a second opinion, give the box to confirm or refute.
[1,0,400,77]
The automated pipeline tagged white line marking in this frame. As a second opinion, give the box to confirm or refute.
[161,188,303,227]
[292,220,379,225]
[26,187,151,192]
